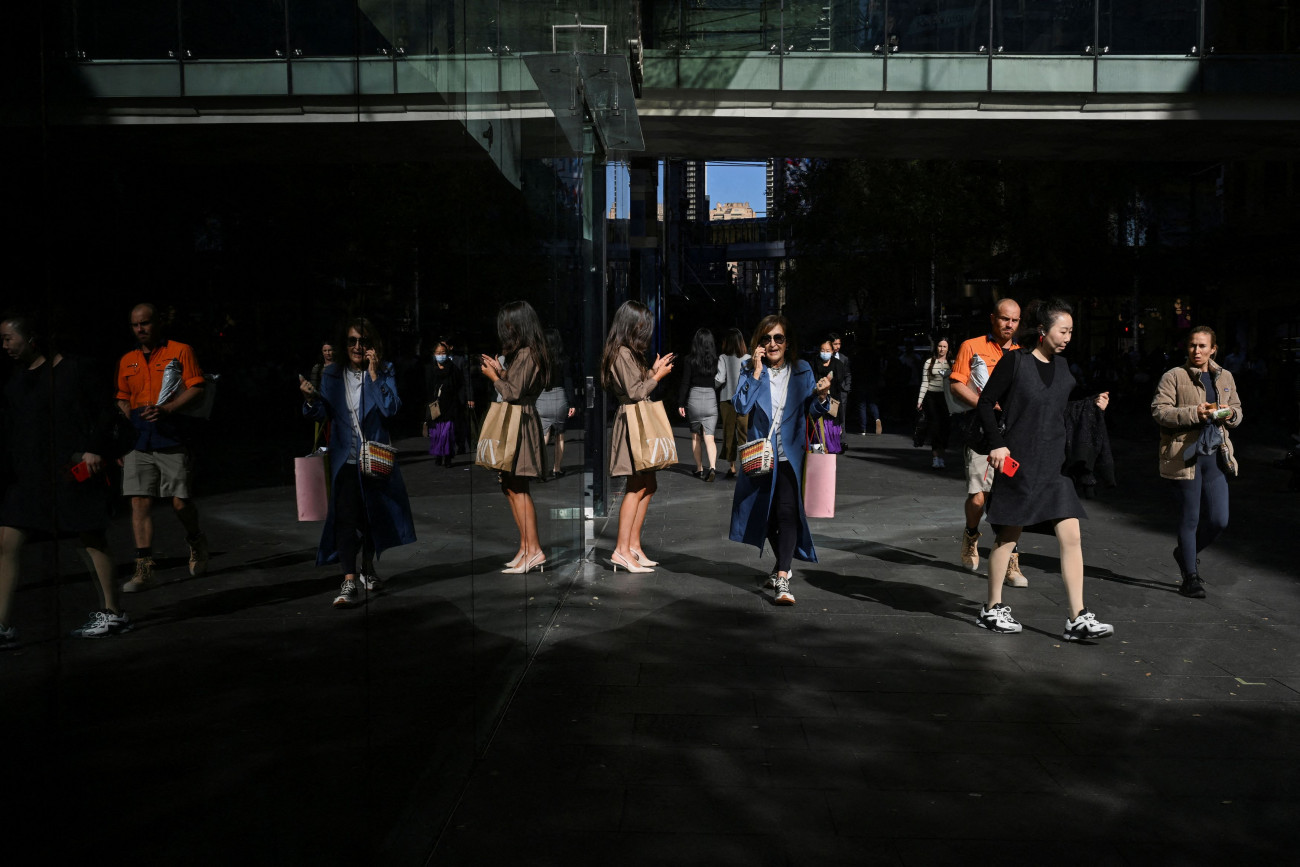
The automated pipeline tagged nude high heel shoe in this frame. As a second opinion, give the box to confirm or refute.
[610,552,653,574]
[630,550,659,567]
[503,552,545,574]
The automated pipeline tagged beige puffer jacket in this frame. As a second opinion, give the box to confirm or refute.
[1150,361,1243,480]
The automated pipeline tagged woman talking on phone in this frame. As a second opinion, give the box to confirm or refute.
[729,315,833,606]
[975,299,1113,641]
[1151,326,1242,600]
[300,316,415,608]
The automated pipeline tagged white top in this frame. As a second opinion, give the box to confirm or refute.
[768,363,792,462]
[344,367,365,464]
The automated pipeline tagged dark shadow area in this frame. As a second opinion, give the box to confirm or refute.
[430,593,1297,863]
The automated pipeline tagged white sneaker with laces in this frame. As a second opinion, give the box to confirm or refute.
[1063,609,1114,641]
[774,575,796,605]
[976,603,1021,634]
[333,578,362,608]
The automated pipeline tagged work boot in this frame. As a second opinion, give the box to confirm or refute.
[960,529,980,572]
[122,557,156,593]
[1005,551,1028,588]
[188,534,210,577]
[1179,573,1206,599]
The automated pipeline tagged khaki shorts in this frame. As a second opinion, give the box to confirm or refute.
[123,447,193,499]
[964,447,993,496]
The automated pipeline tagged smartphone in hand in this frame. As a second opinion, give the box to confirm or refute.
[1002,456,1020,477]
[70,460,92,482]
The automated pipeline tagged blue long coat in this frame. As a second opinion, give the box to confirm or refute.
[729,359,832,561]
[304,362,417,566]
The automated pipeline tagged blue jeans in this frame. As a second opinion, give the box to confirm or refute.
[1174,452,1229,576]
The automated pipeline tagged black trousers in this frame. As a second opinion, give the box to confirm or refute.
[765,461,800,574]
[334,467,375,576]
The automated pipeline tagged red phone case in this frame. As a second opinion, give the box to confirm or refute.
[70,460,92,482]
[1002,456,1020,477]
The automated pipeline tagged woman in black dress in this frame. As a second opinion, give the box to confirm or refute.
[0,314,125,646]
[974,300,1114,641]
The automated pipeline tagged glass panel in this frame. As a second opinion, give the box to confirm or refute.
[1100,0,1198,55]
[288,0,357,57]
[73,0,178,59]
[1206,0,1300,53]
[995,0,1094,54]
[648,0,771,51]
[182,0,286,58]
[891,0,992,52]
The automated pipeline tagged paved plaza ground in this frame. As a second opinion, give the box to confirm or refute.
[4,423,1298,865]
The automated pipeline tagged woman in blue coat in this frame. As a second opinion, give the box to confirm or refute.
[299,317,416,608]
[730,315,834,605]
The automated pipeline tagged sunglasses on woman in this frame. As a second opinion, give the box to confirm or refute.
[758,333,786,346]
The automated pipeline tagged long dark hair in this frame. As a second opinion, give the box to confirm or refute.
[721,327,747,358]
[544,328,566,389]
[928,335,951,363]
[601,300,654,391]
[747,314,795,363]
[687,328,717,377]
[341,316,384,369]
[497,300,552,386]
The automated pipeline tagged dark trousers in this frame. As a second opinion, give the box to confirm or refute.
[765,461,800,574]
[334,467,375,576]
[1174,452,1229,576]
[922,391,952,451]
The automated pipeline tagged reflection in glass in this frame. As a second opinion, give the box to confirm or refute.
[1206,0,1300,54]
[1100,0,1198,55]
[72,0,177,59]
[995,0,1094,54]
[890,0,991,52]
[182,0,286,59]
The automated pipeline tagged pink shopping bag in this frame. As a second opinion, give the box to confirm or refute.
[295,454,329,521]
[803,451,837,518]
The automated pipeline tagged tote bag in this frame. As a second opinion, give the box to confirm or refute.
[803,418,837,519]
[624,400,678,472]
[475,401,521,472]
[295,454,329,521]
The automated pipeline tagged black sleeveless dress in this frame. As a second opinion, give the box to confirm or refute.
[982,351,1086,528]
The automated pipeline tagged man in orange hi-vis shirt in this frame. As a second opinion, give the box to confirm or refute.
[949,298,1026,585]
[115,303,209,592]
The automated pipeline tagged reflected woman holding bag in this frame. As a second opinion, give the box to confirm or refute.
[602,301,675,573]
[480,301,550,574]
[729,315,833,605]
[300,316,416,608]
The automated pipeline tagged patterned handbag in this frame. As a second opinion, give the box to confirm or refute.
[739,425,776,477]
[359,440,396,478]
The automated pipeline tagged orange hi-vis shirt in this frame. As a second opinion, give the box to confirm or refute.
[116,340,205,409]
[949,333,1019,396]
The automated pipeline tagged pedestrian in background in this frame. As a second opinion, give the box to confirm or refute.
[116,303,210,592]
[677,327,720,481]
[916,336,953,468]
[300,316,416,607]
[949,298,1027,586]
[603,301,674,573]
[715,328,750,479]
[830,332,853,435]
[423,339,462,468]
[0,314,126,646]
[812,336,847,453]
[480,301,550,575]
[975,299,1114,641]
[729,315,833,606]
[538,328,576,479]
[1151,326,1243,599]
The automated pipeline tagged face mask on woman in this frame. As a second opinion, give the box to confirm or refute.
[435,354,447,363]
[819,351,832,362]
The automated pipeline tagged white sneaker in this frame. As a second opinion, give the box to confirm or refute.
[1063,609,1114,641]
[976,603,1021,634]
[774,575,796,606]
[333,578,362,608]
[71,609,133,638]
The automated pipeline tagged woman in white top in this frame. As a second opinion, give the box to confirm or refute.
[916,337,953,468]
[715,328,750,479]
